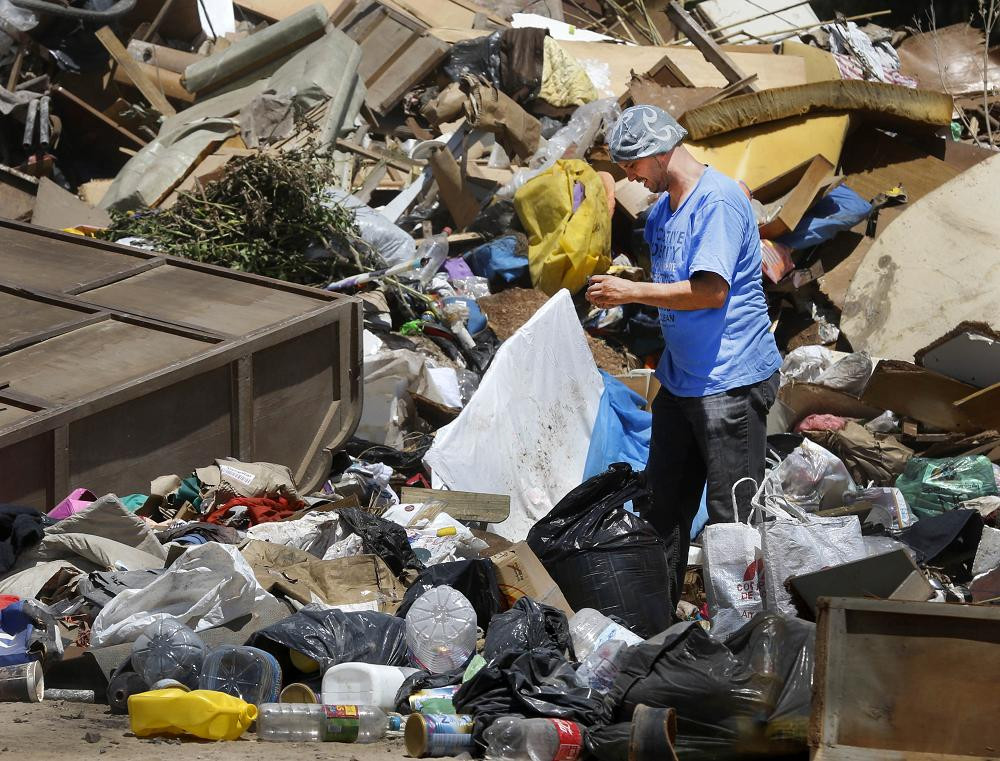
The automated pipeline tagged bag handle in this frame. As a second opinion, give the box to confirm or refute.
[729,477,758,523]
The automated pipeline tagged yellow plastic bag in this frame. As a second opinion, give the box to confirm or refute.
[129,688,257,741]
[514,159,612,296]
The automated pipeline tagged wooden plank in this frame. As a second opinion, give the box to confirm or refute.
[954,382,1000,431]
[812,598,1000,760]
[360,22,420,86]
[365,34,450,115]
[401,487,511,524]
[95,26,176,116]
[51,86,147,149]
[334,138,420,172]
[665,1,757,92]
[236,0,349,22]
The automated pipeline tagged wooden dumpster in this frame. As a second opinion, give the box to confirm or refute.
[0,218,362,510]
[811,597,1000,761]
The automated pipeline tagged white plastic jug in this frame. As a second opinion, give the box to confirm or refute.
[321,663,419,710]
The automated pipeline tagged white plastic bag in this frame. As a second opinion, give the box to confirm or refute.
[90,543,276,647]
[702,478,770,639]
[759,502,866,617]
[763,438,856,512]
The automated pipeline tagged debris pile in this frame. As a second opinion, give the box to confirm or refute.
[0,0,999,760]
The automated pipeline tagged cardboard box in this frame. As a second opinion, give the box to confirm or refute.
[753,154,837,240]
[490,541,574,617]
[615,369,661,411]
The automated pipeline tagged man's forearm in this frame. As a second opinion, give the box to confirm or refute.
[629,279,726,311]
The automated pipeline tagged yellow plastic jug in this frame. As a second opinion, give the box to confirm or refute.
[128,688,257,741]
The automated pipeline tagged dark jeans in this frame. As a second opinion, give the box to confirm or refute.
[642,371,779,612]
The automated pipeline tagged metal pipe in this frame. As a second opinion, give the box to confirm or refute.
[22,96,37,151]
[37,95,50,150]
[9,0,137,22]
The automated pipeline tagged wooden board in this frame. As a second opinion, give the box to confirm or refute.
[400,487,511,524]
[95,26,176,116]
[236,0,350,22]
[812,598,1000,760]
[0,219,363,507]
[31,177,112,231]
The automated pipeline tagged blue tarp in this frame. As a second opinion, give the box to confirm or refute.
[777,184,872,250]
[584,372,708,538]
[463,236,530,290]
[0,601,35,667]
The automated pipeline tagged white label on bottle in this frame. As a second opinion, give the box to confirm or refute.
[220,464,256,486]
[594,623,642,649]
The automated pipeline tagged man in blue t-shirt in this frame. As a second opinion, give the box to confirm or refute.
[587,104,782,611]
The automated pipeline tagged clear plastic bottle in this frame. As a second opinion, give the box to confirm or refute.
[130,619,206,690]
[568,609,642,660]
[484,716,584,761]
[404,585,477,673]
[574,639,628,692]
[416,229,451,287]
[199,645,282,705]
[257,703,388,743]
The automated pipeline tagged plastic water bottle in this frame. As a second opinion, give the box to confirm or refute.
[199,645,282,705]
[416,229,450,287]
[130,619,206,690]
[257,703,389,743]
[484,716,584,761]
[404,585,477,673]
[574,639,628,692]
[568,609,642,660]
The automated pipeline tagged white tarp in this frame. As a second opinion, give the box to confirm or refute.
[424,289,604,541]
[90,542,276,647]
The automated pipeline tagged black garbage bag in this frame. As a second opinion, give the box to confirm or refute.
[483,596,573,662]
[248,605,408,683]
[898,508,984,582]
[607,614,815,760]
[444,31,502,83]
[395,559,503,630]
[585,723,633,761]
[526,463,672,638]
[337,507,424,580]
[454,648,607,750]
[392,666,465,714]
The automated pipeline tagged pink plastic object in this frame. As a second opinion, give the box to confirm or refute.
[47,488,96,520]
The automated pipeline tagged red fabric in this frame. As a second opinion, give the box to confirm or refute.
[0,595,19,611]
[203,495,302,527]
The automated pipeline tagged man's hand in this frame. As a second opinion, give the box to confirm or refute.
[586,275,637,309]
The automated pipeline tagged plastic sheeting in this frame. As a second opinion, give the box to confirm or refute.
[90,543,276,647]
[424,290,605,542]
[482,596,572,662]
[583,372,651,479]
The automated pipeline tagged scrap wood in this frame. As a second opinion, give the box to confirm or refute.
[665,0,758,93]
[680,81,954,141]
[95,26,177,116]
[109,58,195,104]
[334,137,421,172]
[51,86,148,148]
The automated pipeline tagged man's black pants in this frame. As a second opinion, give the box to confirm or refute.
[642,371,780,612]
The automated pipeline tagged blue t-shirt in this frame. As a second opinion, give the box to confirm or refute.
[643,166,781,397]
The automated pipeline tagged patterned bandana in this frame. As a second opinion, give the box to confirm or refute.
[608,104,687,163]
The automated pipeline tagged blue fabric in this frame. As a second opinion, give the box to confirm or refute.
[0,601,34,667]
[585,373,709,539]
[644,167,781,397]
[777,184,872,250]
[584,372,651,479]
[463,236,529,289]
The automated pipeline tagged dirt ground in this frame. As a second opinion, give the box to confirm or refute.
[0,700,461,761]
[478,287,637,375]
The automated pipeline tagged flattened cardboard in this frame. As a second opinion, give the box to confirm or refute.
[490,541,574,616]
[861,360,981,433]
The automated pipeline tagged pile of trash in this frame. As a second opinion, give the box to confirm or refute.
[1,0,1000,759]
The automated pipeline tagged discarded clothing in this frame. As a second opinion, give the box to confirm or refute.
[0,505,48,575]
[203,495,302,528]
